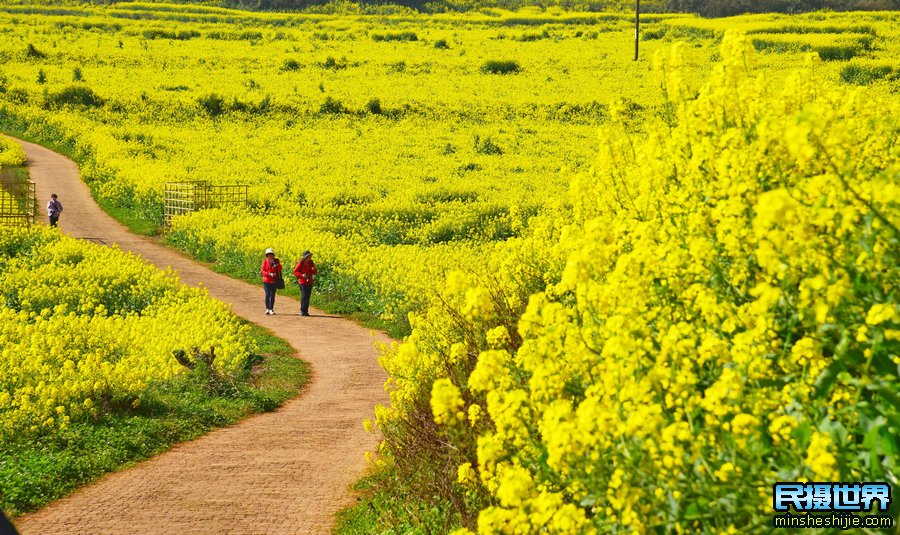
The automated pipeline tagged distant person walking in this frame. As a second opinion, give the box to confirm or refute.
[293,250,318,317]
[261,248,283,315]
[47,193,63,227]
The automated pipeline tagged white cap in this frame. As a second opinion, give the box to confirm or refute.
[265,248,274,255]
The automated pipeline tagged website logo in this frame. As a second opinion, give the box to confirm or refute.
[773,482,894,530]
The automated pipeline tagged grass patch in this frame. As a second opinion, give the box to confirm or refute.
[0,165,29,183]
[840,63,894,85]
[322,304,408,340]
[817,44,861,61]
[96,196,160,236]
[335,468,462,534]
[0,322,307,517]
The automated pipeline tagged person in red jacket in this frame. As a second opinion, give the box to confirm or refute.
[261,248,282,315]
[293,250,318,317]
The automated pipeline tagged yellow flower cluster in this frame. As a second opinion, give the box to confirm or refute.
[377,33,899,531]
[0,135,26,167]
[0,227,253,440]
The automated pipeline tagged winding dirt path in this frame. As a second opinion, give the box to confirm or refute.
[9,137,390,534]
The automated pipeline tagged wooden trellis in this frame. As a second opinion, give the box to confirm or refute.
[164,181,248,226]
[0,179,36,227]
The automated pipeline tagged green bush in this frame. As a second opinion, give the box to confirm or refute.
[642,27,667,40]
[319,96,346,115]
[416,189,479,204]
[141,29,200,40]
[319,56,348,70]
[817,45,859,61]
[25,43,45,59]
[281,58,302,71]
[473,135,502,155]
[365,97,382,115]
[44,85,104,108]
[840,63,894,85]
[198,93,226,117]
[515,29,549,41]
[480,59,521,74]
[372,31,418,42]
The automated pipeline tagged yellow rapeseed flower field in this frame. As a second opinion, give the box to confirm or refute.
[2,4,896,329]
[0,2,898,531]
[0,226,253,441]
[0,136,26,167]
[378,32,899,532]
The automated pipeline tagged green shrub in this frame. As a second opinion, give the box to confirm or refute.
[365,97,382,115]
[281,58,302,71]
[840,63,893,85]
[198,93,226,117]
[72,67,84,82]
[5,88,29,104]
[372,31,418,42]
[141,29,200,40]
[25,43,45,59]
[752,38,802,53]
[473,135,502,155]
[44,85,104,108]
[319,56,348,70]
[642,28,667,40]
[480,59,521,74]
[457,162,481,173]
[416,189,479,204]
[238,31,263,41]
[434,38,450,49]
[319,96,346,115]
[817,45,859,61]
[516,29,549,42]
[205,30,263,41]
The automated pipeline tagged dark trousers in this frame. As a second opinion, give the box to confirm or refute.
[300,284,312,315]
[49,215,59,227]
[264,282,277,310]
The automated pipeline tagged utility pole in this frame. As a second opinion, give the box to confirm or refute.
[634,0,640,61]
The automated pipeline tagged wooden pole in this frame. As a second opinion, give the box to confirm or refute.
[634,0,640,61]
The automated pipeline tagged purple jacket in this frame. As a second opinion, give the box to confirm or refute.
[48,199,63,217]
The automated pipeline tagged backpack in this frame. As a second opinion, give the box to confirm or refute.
[274,260,285,289]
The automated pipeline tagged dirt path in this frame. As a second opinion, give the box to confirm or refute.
[9,137,391,535]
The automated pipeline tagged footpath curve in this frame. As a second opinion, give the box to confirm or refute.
[10,137,390,535]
